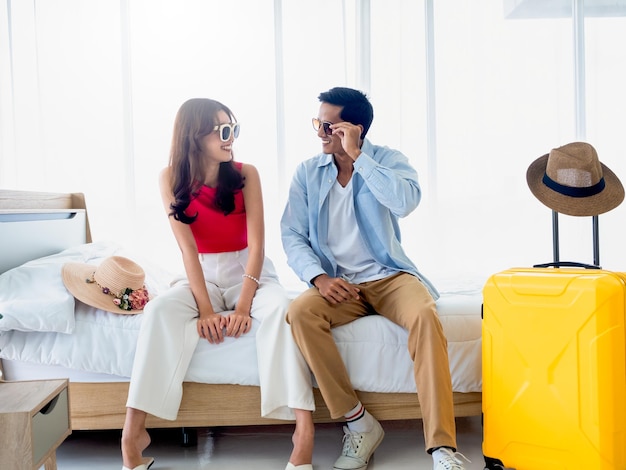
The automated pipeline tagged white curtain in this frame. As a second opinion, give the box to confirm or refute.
[2,0,626,291]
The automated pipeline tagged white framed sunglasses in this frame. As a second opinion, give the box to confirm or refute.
[213,122,241,142]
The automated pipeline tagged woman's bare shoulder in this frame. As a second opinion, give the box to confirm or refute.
[240,162,259,179]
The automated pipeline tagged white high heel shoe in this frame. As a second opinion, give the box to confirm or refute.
[285,463,313,470]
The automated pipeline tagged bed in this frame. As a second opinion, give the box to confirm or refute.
[0,189,483,431]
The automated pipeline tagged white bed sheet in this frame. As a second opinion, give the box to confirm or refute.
[0,291,482,394]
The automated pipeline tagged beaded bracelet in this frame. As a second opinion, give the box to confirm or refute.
[242,273,260,285]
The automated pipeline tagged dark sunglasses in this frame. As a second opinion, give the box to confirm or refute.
[213,123,241,142]
[312,118,333,136]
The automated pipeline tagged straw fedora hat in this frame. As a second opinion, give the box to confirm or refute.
[526,141,624,216]
[62,256,150,314]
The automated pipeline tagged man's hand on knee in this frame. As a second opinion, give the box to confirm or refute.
[313,274,361,304]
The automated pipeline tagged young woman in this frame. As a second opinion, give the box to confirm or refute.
[120,98,315,470]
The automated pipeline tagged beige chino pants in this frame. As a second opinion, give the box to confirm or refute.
[287,272,457,452]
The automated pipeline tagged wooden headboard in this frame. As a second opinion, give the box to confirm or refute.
[0,189,92,273]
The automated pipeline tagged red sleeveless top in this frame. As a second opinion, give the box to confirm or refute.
[186,164,247,253]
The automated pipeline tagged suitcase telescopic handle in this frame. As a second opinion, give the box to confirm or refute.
[532,212,601,269]
[533,260,601,269]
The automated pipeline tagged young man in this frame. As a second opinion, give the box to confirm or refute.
[280,87,468,470]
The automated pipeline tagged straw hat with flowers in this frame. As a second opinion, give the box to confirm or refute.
[62,256,150,314]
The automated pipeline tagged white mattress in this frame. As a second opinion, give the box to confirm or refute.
[0,290,483,394]
[0,207,483,395]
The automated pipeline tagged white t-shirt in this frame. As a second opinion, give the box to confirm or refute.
[327,178,388,283]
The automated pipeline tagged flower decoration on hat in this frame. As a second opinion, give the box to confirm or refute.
[86,275,150,311]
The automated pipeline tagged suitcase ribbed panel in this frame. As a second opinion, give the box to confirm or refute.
[483,268,626,469]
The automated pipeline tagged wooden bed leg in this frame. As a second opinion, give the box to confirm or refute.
[181,427,197,447]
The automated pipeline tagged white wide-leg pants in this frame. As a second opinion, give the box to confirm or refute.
[126,249,315,420]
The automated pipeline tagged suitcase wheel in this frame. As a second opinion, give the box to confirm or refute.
[484,455,515,470]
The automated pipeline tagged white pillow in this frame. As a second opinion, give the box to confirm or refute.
[0,241,124,333]
[0,259,75,333]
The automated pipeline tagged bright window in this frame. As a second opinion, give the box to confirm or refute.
[2,0,625,291]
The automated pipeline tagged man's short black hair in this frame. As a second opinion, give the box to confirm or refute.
[318,87,374,139]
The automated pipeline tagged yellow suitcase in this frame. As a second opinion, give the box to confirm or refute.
[482,267,626,469]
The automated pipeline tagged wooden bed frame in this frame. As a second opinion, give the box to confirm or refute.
[0,189,482,431]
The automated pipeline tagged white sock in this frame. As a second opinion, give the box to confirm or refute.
[345,402,375,433]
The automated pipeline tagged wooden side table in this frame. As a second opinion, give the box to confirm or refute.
[0,379,71,470]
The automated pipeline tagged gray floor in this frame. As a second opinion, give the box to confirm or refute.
[54,416,486,469]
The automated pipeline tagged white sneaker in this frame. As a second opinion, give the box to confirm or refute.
[433,447,470,470]
[332,419,385,470]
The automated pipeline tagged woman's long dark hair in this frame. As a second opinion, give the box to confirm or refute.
[168,98,244,223]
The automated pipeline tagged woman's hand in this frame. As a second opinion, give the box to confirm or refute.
[197,313,227,344]
[225,310,252,338]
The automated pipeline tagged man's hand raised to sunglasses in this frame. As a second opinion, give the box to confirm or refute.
[328,121,363,162]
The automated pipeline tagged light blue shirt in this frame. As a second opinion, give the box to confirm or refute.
[280,138,439,300]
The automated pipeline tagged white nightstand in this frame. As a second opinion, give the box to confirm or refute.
[0,379,71,470]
